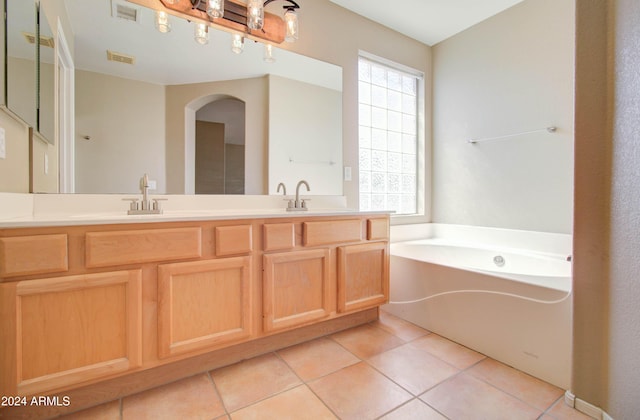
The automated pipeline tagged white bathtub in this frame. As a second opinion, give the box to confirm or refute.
[383,224,572,389]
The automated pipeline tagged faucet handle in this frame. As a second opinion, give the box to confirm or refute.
[152,198,167,211]
[122,198,139,211]
[300,198,311,209]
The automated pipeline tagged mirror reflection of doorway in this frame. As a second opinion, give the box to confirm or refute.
[195,98,245,194]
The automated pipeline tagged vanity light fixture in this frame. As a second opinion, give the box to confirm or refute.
[153,0,301,44]
[231,33,244,54]
[206,0,224,18]
[155,10,172,33]
[263,43,275,62]
[194,23,209,44]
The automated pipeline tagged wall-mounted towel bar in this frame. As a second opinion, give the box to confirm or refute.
[468,126,557,144]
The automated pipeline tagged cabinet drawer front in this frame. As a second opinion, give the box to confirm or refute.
[158,257,253,358]
[86,227,202,267]
[367,218,389,241]
[263,223,296,251]
[2,270,142,395]
[215,225,253,256]
[0,234,68,277]
[303,219,362,246]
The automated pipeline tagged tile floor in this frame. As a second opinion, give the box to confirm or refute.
[59,311,593,420]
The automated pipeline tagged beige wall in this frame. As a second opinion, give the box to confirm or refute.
[0,110,30,192]
[432,0,575,233]
[75,70,166,193]
[573,0,640,417]
[268,75,342,195]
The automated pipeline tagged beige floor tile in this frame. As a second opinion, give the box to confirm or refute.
[330,323,405,359]
[468,358,564,410]
[410,333,486,370]
[379,398,447,420]
[421,373,542,419]
[309,362,412,420]
[122,373,224,420]
[368,343,459,395]
[211,353,301,412]
[58,400,121,420]
[374,310,430,341]
[546,397,596,419]
[230,385,336,420]
[277,337,360,381]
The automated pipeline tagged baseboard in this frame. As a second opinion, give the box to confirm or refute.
[564,390,614,420]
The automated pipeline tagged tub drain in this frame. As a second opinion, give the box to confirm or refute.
[493,255,505,267]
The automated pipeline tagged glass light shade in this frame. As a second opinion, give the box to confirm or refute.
[194,23,209,45]
[231,34,244,54]
[155,11,171,33]
[284,9,298,42]
[163,0,179,4]
[247,0,264,30]
[263,44,275,63]
[206,0,224,18]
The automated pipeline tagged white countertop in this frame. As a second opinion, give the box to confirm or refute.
[0,193,390,228]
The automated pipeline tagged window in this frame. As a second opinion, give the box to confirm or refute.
[358,55,422,216]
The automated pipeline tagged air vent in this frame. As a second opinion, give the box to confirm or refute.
[107,50,136,65]
[111,1,140,23]
[21,32,56,48]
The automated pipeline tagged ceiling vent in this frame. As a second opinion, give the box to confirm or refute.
[107,50,136,65]
[111,1,141,23]
[22,32,55,48]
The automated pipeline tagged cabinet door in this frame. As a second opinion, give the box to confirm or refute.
[337,242,389,313]
[0,270,142,396]
[158,257,252,358]
[263,249,332,332]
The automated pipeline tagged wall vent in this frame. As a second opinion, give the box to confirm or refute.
[22,32,55,48]
[107,50,136,65]
[111,1,140,23]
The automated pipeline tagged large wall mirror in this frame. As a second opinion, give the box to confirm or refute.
[39,0,343,195]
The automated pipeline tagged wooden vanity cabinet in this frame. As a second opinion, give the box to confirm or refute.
[0,214,389,416]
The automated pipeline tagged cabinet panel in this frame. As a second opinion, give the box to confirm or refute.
[337,242,389,313]
[215,225,253,256]
[367,218,389,241]
[86,227,201,268]
[0,270,142,395]
[263,223,295,251]
[303,219,362,246]
[0,234,68,277]
[263,249,331,332]
[158,257,252,358]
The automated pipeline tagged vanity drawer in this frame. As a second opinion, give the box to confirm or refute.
[85,228,202,268]
[303,219,362,246]
[215,225,253,256]
[263,223,296,251]
[0,234,68,278]
[367,218,389,241]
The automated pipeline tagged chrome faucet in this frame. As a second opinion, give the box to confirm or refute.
[277,182,287,195]
[124,173,164,215]
[287,180,310,211]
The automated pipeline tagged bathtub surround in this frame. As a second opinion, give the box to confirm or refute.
[431,0,575,234]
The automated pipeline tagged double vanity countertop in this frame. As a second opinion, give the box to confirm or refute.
[0,193,390,228]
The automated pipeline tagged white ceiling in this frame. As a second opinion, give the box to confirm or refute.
[329,0,526,46]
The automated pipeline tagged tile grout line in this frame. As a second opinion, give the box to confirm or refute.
[206,370,230,418]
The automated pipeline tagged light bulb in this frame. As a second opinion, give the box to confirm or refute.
[164,0,179,4]
[207,0,224,18]
[155,11,171,33]
[247,0,264,30]
[284,9,298,42]
[231,34,244,54]
[263,44,275,63]
[194,23,209,45]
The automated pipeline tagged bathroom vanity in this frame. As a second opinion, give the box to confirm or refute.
[0,199,389,417]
